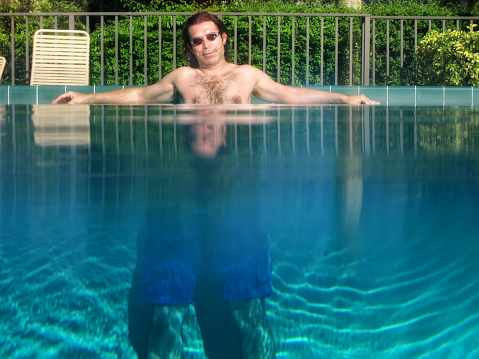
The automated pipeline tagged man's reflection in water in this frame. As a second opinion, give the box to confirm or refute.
[129,112,276,359]
[191,120,227,159]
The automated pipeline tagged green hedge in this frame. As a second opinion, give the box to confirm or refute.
[88,0,469,86]
[0,0,477,86]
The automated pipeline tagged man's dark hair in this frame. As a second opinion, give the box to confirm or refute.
[181,12,230,68]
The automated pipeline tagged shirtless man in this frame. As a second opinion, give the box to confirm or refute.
[52,12,379,106]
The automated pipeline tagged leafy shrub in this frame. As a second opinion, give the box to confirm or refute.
[0,0,476,86]
[416,24,479,86]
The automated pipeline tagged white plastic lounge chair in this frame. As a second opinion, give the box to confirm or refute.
[30,29,90,86]
[0,56,5,82]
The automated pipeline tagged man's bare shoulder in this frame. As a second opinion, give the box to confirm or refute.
[166,66,197,81]
[227,65,271,86]
[232,64,265,76]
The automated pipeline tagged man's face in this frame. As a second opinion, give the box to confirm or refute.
[188,21,227,68]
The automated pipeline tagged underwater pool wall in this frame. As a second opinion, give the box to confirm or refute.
[0,85,478,106]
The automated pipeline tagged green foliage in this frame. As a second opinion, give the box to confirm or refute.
[1,0,478,86]
[366,0,460,85]
[87,0,478,86]
[416,24,479,86]
[89,0,366,86]
[474,1,479,16]
[0,0,86,84]
[89,1,198,85]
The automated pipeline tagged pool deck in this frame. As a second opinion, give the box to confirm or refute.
[0,85,478,107]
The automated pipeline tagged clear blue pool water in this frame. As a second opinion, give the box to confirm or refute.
[1,104,479,358]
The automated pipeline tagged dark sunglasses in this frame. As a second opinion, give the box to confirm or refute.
[190,32,221,46]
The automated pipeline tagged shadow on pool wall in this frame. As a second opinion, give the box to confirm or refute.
[1,104,479,358]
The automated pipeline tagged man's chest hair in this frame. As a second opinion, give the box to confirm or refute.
[190,71,243,104]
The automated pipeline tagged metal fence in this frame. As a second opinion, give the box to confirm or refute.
[0,12,478,87]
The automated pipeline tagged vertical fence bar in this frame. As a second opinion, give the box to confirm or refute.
[86,16,90,33]
[69,14,74,30]
[386,19,390,84]
[130,16,133,86]
[173,16,177,70]
[306,17,309,86]
[349,17,353,85]
[292,16,295,85]
[248,15,252,66]
[101,16,104,85]
[144,15,148,85]
[372,19,376,85]
[335,16,338,86]
[25,16,29,84]
[414,19,417,85]
[400,19,403,85]
[277,16,281,83]
[159,15,162,81]
[321,17,324,85]
[115,16,119,85]
[362,15,371,86]
[234,16,237,65]
[263,16,266,72]
[10,17,15,85]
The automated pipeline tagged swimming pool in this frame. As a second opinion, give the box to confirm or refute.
[1,103,479,358]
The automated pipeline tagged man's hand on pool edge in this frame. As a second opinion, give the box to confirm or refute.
[52,91,88,104]
[345,94,381,105]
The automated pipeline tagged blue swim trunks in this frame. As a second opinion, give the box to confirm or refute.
[140,212,272,305]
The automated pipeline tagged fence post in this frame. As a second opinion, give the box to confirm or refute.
[362,14,371,86]
[10,16,15,85]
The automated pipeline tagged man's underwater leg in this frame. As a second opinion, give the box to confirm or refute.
[229,298,276,359]
[147,304,205,359]
[133,206,205,359]
[213,226,277,359]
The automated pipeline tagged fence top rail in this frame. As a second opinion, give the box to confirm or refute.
[0,11,374,17]
[370,15,479,20]
[1,12,478,21]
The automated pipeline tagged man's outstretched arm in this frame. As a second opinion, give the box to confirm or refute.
[52,71,178,105]
[250,66,380,105]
